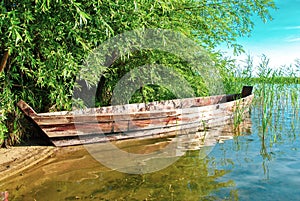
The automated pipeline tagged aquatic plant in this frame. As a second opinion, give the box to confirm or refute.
[232,55,300,167]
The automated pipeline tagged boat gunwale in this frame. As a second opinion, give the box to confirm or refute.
[32,94,254,138]
[16,86,254,147]
[18,93,241,118]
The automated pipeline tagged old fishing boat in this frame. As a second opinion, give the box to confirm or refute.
[17,86,254,147]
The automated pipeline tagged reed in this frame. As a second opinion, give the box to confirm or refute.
[226,55,299,131]
[225,55,300,166]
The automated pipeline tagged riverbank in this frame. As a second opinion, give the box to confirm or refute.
[0,146,56,182]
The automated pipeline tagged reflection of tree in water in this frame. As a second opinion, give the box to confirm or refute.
[1,119,256,200]
[2,149,236,201]
[85,121,254,200]
[84,125,250,200]
[79,150,236,201]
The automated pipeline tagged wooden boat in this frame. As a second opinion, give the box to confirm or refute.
[17,86,254,147]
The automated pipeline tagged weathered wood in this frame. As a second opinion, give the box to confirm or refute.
[31,111,179,126]
[17,86,254,147]
[17,100,37,116]
[51,123,200,147]
[241,86,253,98]
[0,51,9,73]
[38,106,235,138]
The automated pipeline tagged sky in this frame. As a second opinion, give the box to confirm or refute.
[221,0,300,70]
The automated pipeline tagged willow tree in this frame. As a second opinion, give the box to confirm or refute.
[0,0,275,145]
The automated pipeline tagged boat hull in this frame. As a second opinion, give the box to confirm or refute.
[17,86,254,147]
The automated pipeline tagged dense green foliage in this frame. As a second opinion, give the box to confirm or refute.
[0,0,276,145]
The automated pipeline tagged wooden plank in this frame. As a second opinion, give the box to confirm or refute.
[39,103,235,138]
[50,115,238,147]
[27,94,253,138]
[32,110,179,126]
[18,93,232,118]
[71,93,228,115]
[16,87,254,146]
[49,114,234,147]
[43,109,234,139]
[41,116,189,138]
[241,86,253,97]
[17,100,37,117]
[50,123,200,147]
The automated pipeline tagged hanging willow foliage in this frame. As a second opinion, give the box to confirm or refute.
[0,0,276,146]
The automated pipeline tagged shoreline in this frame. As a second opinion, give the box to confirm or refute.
[0,145,56,182]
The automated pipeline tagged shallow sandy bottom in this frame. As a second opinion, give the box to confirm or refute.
[0,118,252,183]
[0,146,56,182]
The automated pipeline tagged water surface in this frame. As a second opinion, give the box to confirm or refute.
[1,96,300,201]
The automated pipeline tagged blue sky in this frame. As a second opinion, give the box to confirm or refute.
[222,0,300,69]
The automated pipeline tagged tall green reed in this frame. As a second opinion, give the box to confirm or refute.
[234,55,299,160]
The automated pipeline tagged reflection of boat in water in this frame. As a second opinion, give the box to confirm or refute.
[174,114,252,151]
[83,116,253,174]
[17,86,253,147]
[110,115,253,153]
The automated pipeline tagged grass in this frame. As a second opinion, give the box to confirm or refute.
[225,55,299,129]
[226,55,300,164]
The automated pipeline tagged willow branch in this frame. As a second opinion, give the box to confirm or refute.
[0,51,9,73]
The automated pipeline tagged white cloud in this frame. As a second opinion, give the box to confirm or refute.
[286,37,300,42]
[284,26,300,30]
[229,48,299,71]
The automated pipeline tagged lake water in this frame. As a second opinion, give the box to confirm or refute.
[1,90,300,201]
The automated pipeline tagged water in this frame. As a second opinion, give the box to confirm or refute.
[1,95,300,201]
[210,98,300,201]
